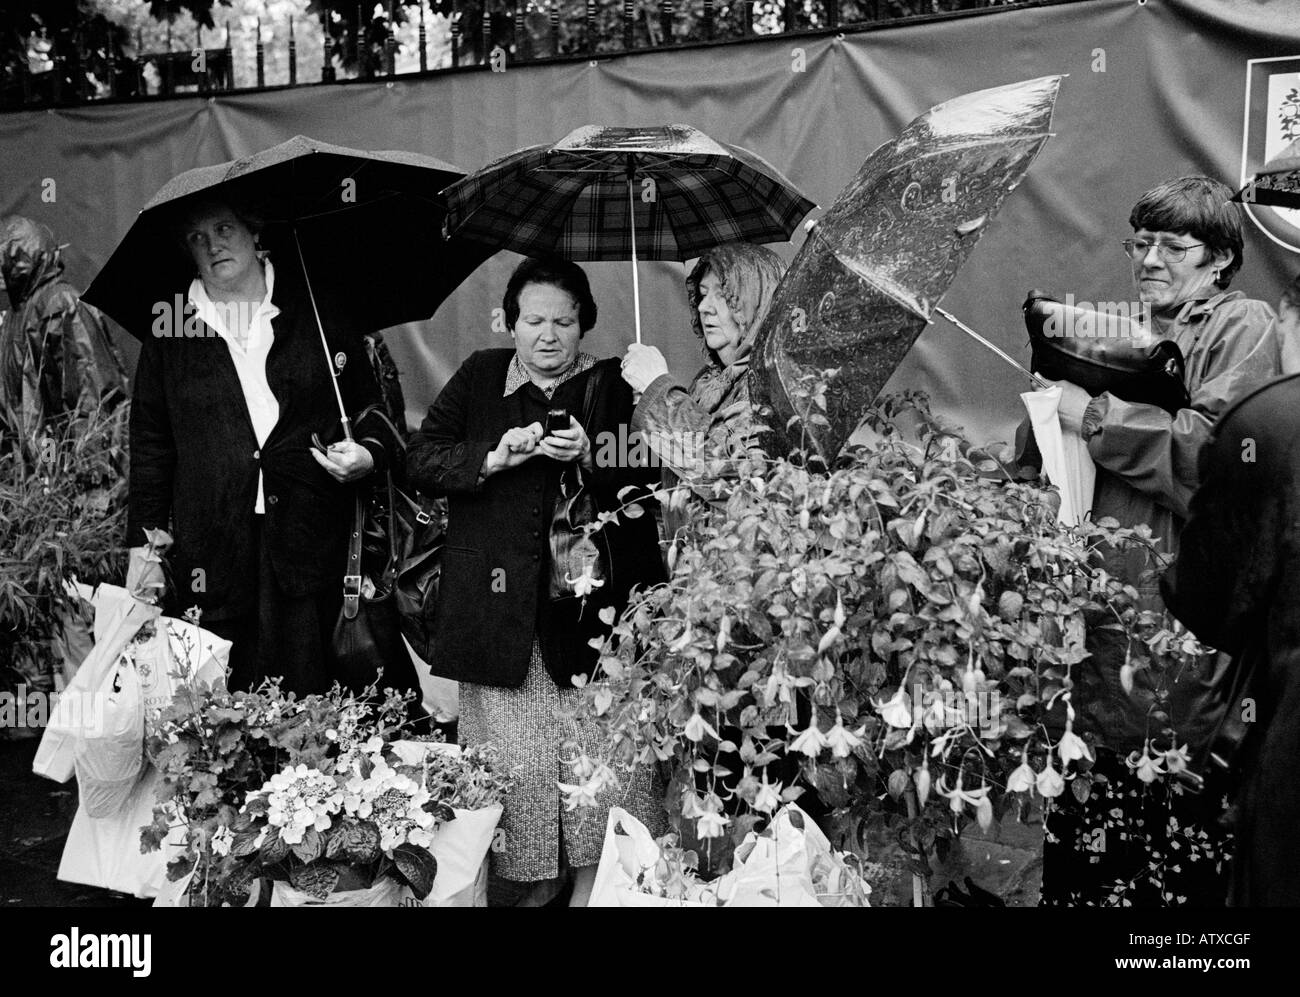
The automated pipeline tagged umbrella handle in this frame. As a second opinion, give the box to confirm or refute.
[293,227,354,441]
[933,307,1050,390]
[627,159,643,346]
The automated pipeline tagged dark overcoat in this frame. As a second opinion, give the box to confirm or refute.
[1161,371,1300,907]
[407,349,665,688]
[126,257,395,622]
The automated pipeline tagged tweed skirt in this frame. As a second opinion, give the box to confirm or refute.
[458,638,665,882]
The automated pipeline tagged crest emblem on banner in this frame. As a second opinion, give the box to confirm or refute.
[1241,56,1300,254]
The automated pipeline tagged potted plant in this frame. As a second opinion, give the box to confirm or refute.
[569,391,1198,899]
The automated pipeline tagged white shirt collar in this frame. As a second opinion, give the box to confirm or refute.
[187,260,279,352]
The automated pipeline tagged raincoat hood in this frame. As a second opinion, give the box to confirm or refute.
[1,216,63,306]
[685,242,786,370]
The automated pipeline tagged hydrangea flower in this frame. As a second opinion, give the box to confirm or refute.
[255,764,344,845]
[343,759,437,851]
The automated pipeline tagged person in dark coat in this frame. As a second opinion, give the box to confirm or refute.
[407,256,666,906]
[1160,371,1300,906]
[1,215,127,435]
[126,195,401,695]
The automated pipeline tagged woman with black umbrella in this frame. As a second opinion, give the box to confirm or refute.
[126,193,403,695]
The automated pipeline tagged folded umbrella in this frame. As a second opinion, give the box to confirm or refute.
[749,76,1063,462]
[84,134,491,435]
[443,124,815,342]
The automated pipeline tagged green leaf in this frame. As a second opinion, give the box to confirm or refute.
[342,820,382,863]
[288,862,341,901]
[291,826,324,864]
[392,844,438,901]
[230,830,262,858]
[259,827,290,866]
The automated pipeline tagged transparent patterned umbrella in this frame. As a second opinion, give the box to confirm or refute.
[749,76,1064,462]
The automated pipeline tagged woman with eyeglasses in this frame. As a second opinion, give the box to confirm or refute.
[1039,176,1282,908]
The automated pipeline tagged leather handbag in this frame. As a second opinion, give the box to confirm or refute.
[331,408,444,692]
[1023,290,1190,415]
[332,489,404,694]
[547,368,611,603]
[350,405,446,664]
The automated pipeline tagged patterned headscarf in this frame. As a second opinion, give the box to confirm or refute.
[685,242,787,370]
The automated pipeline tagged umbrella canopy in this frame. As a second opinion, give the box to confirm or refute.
[84,134,489,341]
[1232,137,1300,209]
[445,124,814,261]
[749,76,1063,462]
[444,124,814,341]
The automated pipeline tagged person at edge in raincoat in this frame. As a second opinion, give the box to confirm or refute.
[1029,176,1282,908]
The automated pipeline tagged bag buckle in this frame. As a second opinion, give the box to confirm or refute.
[342,574,363,598]
[415,510,432,526]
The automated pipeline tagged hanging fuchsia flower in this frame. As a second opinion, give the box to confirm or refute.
[789,721,829,758]
[874,688,913,729]
[1037,756,1065,798]
[1163,743,1191,776]
[1007,748,1037,795]
[913,759,932,807]
[1126,740,1165,784]
[825,713,865,758]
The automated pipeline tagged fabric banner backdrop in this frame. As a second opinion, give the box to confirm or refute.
[2,0,1298,445]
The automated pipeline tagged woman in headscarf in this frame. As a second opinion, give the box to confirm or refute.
[619,241,786,542]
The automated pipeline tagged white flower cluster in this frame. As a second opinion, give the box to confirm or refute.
[257,764,344,845]
[343,757,437,852]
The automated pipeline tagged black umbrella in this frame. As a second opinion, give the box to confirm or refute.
[84,135,491,436]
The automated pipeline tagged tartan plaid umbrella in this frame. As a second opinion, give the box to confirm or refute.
[443,124,815,342]
[85,134,489,437]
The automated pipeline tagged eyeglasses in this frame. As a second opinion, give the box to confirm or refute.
[1121,238,1207,263]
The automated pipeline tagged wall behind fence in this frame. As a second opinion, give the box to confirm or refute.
[2,0,1298,445]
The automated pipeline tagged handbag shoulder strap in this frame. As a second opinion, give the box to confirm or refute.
[569,365,604,490]
[579,364,603,426]
[343,492,364,619]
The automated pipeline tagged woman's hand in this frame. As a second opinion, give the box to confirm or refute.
[1046,379,1093,435]
[539,415,592,468]
[621,344,670,393]
[310,440,376,483]
[482,422,544,477]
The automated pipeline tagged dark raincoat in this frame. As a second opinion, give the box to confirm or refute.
[1161,372,1300,907]
[0,216,127,434]
[1066,291,1280,752]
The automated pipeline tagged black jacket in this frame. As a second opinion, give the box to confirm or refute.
[126,257,396,621]
[1161,372,1300,907]
[407,349,665,688]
